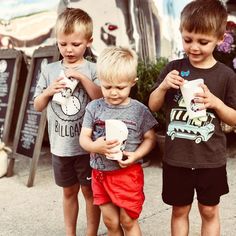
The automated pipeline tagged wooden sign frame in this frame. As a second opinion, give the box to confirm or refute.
[7,45,60,187]
[0,49,25,144]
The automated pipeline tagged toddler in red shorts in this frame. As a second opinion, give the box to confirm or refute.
[80,46,157,235]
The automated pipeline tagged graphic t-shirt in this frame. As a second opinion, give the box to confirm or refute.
[34,59,99,156]
[82,98,158,171]
[156,58,236,168]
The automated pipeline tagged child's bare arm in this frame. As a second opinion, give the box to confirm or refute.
[65,69,103,100]
[216,103,236,126]
[197,84,236,126]
[79,127,120,155]
[34,78,66,112]
[149,70,184,112]
[118,128,157,168]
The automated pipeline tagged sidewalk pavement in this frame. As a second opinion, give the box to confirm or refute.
[1,138,236,236]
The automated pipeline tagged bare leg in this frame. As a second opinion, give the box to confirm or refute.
[100,203,124,236]
[120,208,142,236]
[171,205,191,236]
[81,185,101,236]
[198,203,220,236]
[63,183,80,236]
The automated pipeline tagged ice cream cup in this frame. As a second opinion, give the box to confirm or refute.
[52,70,78,105]
[180,78,206,119]
[105,119,128,160]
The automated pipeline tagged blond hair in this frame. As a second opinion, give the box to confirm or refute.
[97,46,138,83]
[180,0,227,38]
[55,8,93,40]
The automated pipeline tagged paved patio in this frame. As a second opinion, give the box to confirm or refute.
[0,133,236,236]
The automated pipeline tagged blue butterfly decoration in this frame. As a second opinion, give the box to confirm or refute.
[180,70,190,77]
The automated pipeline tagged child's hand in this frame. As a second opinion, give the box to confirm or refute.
[93,136,120,156]
[118,151,138,168]
[45,77,66,97]
[195,84,220,110]
[160,70,184,90]
[65,68,86,82]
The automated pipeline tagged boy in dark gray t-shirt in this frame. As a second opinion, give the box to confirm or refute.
[80,46,157,235]
[149,1,236,235]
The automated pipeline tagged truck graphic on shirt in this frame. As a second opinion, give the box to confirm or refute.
[167,108,215,144]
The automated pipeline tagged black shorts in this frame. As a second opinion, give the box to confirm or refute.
[162,162,229,206]
[52,154,92,187]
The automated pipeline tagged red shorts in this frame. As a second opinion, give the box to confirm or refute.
[92,164,145,219]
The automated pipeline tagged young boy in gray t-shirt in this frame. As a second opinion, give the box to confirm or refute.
[80,46,157,236]
[34,8,101,236]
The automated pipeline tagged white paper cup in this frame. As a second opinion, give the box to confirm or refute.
[105,119,129,160]
[52,92,68,105]
[180,78,206,119]
[52,70,78,105]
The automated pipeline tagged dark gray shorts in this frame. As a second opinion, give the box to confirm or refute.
[52,154,92,187]
[162,162,229,206]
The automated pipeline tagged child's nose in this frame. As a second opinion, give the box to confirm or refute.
[110,89,118,95]
[66,46,72,52]
[190,43,199,51]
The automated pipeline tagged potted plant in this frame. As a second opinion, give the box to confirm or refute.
[135,57,168,131]
[213,20,236,133]
[131,57,168,165]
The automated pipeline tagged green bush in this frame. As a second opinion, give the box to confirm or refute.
[136,57,168,103]
[135,57,168,131]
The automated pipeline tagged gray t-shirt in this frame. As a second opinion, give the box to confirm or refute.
[82,98,158,171]
[34,59,99,156]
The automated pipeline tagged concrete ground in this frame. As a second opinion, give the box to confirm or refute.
[0,133,236,236]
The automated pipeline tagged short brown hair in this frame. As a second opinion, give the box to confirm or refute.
[55,8,93,40]
[180,0,227,38]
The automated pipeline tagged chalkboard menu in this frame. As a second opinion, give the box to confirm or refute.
[8,45,60,186]
[0,49,25,143]
[16,56,50,158]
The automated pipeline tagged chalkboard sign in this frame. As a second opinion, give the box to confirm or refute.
[16,56,49,158]
[0,49,26,144]
[8,45,60,187]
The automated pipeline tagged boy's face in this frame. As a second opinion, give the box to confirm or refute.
[57,31,92,65]
[100,78,136,106]
[181,29,223,68]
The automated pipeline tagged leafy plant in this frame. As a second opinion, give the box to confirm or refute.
[213,21,236,133]
[214,21,236,72]
[133,57,168,131]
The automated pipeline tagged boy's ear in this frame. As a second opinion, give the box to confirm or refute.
[132,77,138,86]
[87,37,93,47]
[217,34,225,45]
